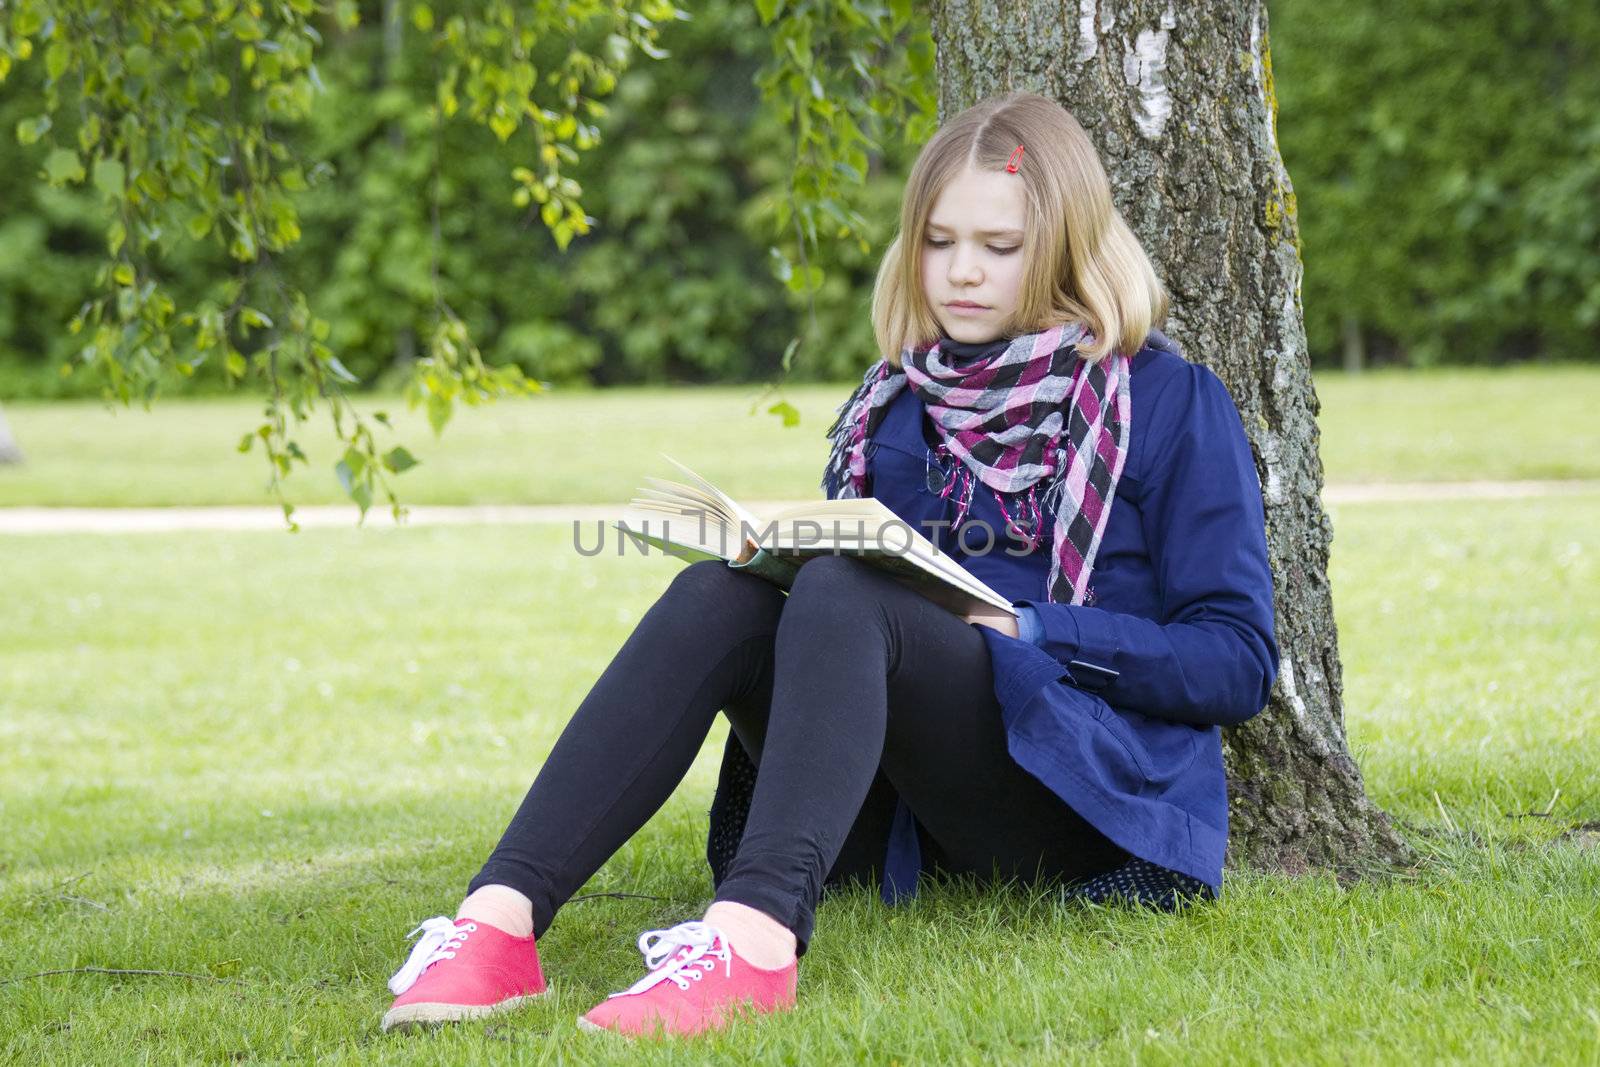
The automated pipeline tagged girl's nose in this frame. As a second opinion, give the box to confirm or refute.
[948,246,983,285]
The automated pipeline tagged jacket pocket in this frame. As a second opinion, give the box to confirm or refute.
[1083,699,1200,788]
[1082,698,1155,778]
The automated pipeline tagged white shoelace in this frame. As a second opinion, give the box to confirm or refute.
[387,917,476,995]
[611,920,732,997]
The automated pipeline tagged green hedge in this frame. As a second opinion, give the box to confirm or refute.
[1271,0,1600,365]
[2,1,1595,394]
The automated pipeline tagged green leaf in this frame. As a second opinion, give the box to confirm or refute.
[340,446,367,481]
[768,246,793,283]
[237,432,254,453]
[767,400,801,428]
[92,158,126,198]
[15,115,51,145]
[45,41,70,81]
[325,355,360,384]
[125,45,153,76]
[175,25,205,55]
[426,391,452,436]
[333,459,354,495]
[43,148,85,185]
[229,15,264,42]
[381,446,419,474]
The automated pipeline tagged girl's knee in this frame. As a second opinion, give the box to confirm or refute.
[668,557,741,592]
[790,556,876,588]
[786,554,876,597]
[784,556,889,622]
[663,558,784,622]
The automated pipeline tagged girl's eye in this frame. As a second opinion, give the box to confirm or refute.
[926,238,1019,255]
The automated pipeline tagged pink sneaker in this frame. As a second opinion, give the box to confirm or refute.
[381,916,548,1031]
[577,920,797,1038]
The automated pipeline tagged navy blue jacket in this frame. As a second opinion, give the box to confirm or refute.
[847,332,1279,893]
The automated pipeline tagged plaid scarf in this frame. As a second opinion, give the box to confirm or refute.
[821,321,1132,606]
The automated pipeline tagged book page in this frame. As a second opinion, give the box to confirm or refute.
[659,454,764,533]
[613,511,737,562]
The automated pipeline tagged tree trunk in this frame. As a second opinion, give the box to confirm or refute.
[0,403,22,464]
[930,1,1411,875]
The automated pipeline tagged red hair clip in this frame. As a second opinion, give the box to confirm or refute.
[1006,144,1025,173]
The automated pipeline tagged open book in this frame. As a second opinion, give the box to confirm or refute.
[612,455,1017,619]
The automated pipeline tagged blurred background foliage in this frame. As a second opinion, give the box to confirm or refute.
[2,0,1596,400]
[1271,0,1600,368]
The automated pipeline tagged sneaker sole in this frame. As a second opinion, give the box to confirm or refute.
[575,1014,678,1039]
[381,988,549,1031]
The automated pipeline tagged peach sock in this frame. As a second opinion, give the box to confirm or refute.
[702,900,797,970]
[456,884,535,939]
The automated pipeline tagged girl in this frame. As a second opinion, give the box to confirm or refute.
[381,90,1279,1038]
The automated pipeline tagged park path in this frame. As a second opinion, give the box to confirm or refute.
[0,480,1596,534]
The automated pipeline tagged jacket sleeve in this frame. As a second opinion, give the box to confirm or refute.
[1015,362,1280,727]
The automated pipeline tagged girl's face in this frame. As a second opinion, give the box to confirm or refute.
[919,164,1029,345]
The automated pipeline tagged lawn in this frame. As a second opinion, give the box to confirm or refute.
[2,491,1597,1064]
[2,363,1597,508]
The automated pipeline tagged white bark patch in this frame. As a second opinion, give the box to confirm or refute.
[1259,430,1287,505]
[1122,6,1177,140]
[1272,352,1293,395]
[1078,0,1099,61]
[1277,654,1309,722]
[1249,8,1263,91]
[1271,275,1300,393]
[1248,8,1281,159]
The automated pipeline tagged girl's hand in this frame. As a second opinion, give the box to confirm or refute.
[963,607,1020,638]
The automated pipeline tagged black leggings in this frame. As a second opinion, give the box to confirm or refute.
[470,555,1128,950]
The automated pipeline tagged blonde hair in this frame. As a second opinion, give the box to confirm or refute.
[871,91,1168,364]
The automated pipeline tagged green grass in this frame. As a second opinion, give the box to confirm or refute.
[1310,364,1600,484]
[2,363,1597,508]
[0,385,852,508]
[3,494,1597,1064]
